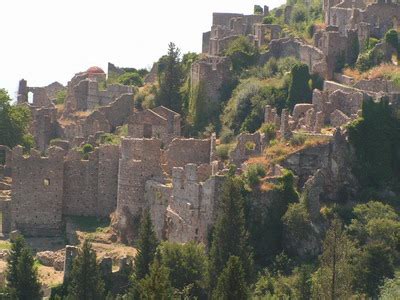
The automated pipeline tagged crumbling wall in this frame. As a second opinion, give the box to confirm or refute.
[230,132,263,165]
[164,138,211,173]
[11,146,64,236]
[116,138,164,240]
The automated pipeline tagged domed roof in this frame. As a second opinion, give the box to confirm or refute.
[86,66,105,74]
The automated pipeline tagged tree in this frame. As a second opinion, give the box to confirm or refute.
[348,98,400,188]
[380,272,400,300]
[67,240,105,300]
[209,177,254,291]
[312,219,358,300]
[353,242,395,298]
[130,209,159,297]
[286,63,312,110]
[15,248,42,300]
[138,251,173,300]
[0,89,32,149]
[158,242,208,298]
[224,36,258,73]
[385,29,399,54]
[213,256,249,300]
[156,42,183,113]
[6,234,42,300]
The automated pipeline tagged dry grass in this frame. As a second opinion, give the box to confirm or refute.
[344,64,400,83]
[264,135,331,166]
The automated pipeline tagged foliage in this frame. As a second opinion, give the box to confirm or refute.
[224,36,258,73]
[209,176,254,290]
[289,133,307,146]
[254,5,264,14]
[67,240,105,300]
[347,201,400,249]
[347,98,400,189]
[0,89,33,149]
[356,49,385,72]
[215,144,231,160]
[380,271,400,300]
[117,71,143,87]
[286,63,312,110]
[353,242,395,298]
[156,42,184,113]
[385,29,399,53]
[80,143,94,160]
[243,164,266,189]
[259,123,276,141]
[248,170,299,268]
[312,219,358,300]
[222,78,287,135]
[138,251,173,299]
[263,15,276,24]
[54,89,67,105]
[282,202,312,242]
[158,242,208,298]
[213,256,249,300]
[131,210,159,296]
[6,234,42,300]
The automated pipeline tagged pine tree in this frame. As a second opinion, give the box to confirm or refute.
[213,256,249,300]
[312,219,358,300]
[15,248,42,300]
[156,42,183,113]
[138,251,173,300]
[67,240,105,300]
[130,209,159,298]
[209,177,253,291]
[286,63,312,110]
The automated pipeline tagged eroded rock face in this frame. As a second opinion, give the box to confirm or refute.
[36,250,65,271]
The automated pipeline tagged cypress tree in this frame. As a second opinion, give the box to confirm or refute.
[209,177,253,291]
[286,63,312,110]
[156,42,183,113]
[67,240,105,300]
[130,209,159,298]
[213,256,249,300]
[6,234,42,300]
[15,248,42,300]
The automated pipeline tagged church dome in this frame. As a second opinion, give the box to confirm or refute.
[86,66,105,74]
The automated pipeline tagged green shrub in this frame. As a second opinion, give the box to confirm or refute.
[54,90,67,105]
[307,24,315,38]
[117,71,143,87]
[263,15,276,24]
[245,141,256,151]
[219,127,235,144]
[385,29,399,53]
[290,133,307,146]
[81,143,94,160]
[216,144,231,160]
[244,164,266,188]
[254,5,264,14]
[260,123,276,141]
[291,6,307,23]
[224,36,258,73]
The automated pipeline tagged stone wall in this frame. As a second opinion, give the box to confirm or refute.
[63,144,119,217]
[11,146,65,236]
[164,138,212,173]
[116,138,164,225]
[165,164,225,243]
[127,106,181,145]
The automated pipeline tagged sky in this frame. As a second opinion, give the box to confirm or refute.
[1,0,285,99]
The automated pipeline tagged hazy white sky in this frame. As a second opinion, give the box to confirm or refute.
[1,0,285,99]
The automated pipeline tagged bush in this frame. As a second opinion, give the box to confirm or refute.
[290,133,307,146]
[260,123,276,141]
[287,63,312,110]
[385,29,399,53]
[263,15,275,24]
[216,144,231,160]
[244,164,266,188]
[291,6,307,23]
[307,24,315,38]
[219,127,235,144]
[54,90,67,105]
[245,141,256,151]
[117,71,143,87]
[81,143,94,160]
[254,5,263,14]
[224,36,258,73]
